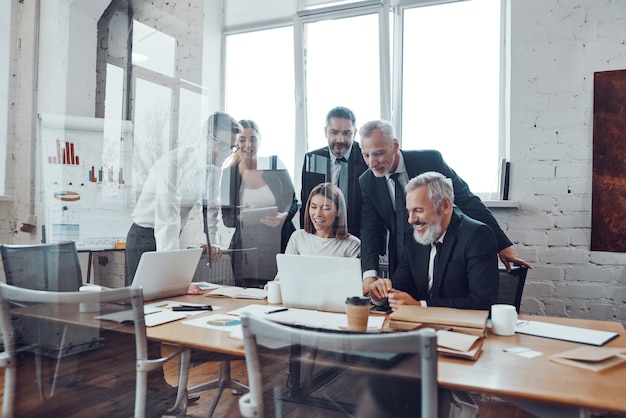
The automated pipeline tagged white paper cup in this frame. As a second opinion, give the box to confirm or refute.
[79,284,102,313]
[264,281,282,304]
[491,304,517,336]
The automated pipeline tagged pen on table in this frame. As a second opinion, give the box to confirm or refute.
[265,308,288,315]
[172,305,213,311]
[144,310,162,316]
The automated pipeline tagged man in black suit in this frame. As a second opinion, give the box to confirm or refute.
[300,106,369,238]
[359,120,530,293]
[368,171,498,310]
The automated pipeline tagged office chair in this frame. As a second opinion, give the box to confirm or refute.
[0,241,82,291]
[238,312,438,418]
[496,266,529,313]
[0,241,98,400]
[0,282,190,418]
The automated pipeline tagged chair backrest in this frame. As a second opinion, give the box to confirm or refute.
[0,282,153,418]
[239,313,438,418]
[496,266,528,313]
[0,241,82,291]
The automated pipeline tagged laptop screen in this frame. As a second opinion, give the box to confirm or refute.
[131,248,203,301]
[276,254,363,313]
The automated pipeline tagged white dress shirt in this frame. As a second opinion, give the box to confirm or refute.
[131,146,221,251]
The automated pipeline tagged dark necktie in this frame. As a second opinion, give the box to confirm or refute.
[336,157,348,201]
[390,173,407,263]
[429,242,442,297]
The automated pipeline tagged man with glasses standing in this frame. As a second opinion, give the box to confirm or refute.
[125,111,243,284]
[300,106,369,238]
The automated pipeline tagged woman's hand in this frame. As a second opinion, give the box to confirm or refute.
[201,244,222,263]
[186,284,204,295]
[260,212,287,228]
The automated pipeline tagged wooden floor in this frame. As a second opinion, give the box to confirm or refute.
[2,347,625,418]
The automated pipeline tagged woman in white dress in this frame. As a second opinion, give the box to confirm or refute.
[286,182,360,257]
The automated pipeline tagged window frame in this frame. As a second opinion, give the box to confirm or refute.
[222,0,508,199]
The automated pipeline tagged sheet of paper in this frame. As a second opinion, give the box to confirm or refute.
[207,286,267,299]
[227,304,385,331]
[503,346,543,358]
[192,281,222,290]
[515,320,618,346]
[182,313,242,334]
[143,310,188,327]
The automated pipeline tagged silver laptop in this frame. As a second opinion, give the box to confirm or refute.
[131,248,203,301]
[276,254,363,313]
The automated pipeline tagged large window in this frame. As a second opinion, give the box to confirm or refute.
[224,26,296,175]
[303,13,382,151]
[399,0,502,196]
[224,0,506,198]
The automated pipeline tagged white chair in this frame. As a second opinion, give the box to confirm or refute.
[0,282,190,418]
[238,312,438,418]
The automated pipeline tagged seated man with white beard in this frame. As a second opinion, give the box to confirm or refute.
[368,171,498,311]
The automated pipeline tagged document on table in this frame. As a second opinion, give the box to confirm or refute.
[515,320,619,346]
[96,305,187,327]
[96,301,212,327]
[227,304,385,331]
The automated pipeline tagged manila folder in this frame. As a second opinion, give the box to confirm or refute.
[390,306,488,332]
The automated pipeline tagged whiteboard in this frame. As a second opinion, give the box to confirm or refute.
[38,114,135,250]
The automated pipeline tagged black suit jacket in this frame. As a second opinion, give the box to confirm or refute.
[391,212,499,310]
[359,149,512,276]
[300,142,369,238]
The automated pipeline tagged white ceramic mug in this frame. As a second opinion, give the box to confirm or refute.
[79,284,102,313]
[491,304,517,336]
[264,281,282,304]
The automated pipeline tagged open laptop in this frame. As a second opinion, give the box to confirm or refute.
[131,248,203,301]
[276,254,363,313]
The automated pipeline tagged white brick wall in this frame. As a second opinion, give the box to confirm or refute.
[507,0,626,324]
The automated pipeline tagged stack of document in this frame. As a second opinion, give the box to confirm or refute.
[436,330,484,361]
[549,346,626,372]
[388,306,489,337]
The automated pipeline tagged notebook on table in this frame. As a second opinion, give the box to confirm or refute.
[131,248,203,301]
[276,254,363,313]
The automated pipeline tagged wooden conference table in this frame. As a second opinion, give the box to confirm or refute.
[149,294,626,418]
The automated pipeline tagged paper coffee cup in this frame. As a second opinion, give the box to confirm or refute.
[491,304,517,336]
[79,284,102,313]
[264,281,282,304]
[345,296,370,332]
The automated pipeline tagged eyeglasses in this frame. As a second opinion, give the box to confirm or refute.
[210,133,240,154]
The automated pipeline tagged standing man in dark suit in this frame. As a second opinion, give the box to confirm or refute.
[359,120,530,293]
[300,106,369,238]
[368,171,499,310]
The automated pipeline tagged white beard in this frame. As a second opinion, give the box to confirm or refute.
[413,222,443,246]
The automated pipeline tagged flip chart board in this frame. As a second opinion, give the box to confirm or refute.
[38,114,134,250]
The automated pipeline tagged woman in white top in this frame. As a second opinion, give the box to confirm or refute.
[286,182,360,257]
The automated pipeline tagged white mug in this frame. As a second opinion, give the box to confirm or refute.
[79,284,102,313]
[264,281,282,304]
[491,304,517,336]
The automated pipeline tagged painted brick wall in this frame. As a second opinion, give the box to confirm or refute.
[501,0,626,324]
